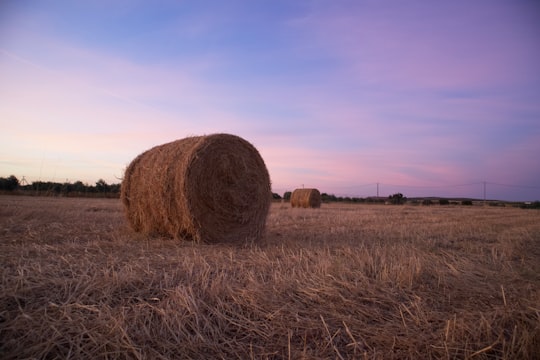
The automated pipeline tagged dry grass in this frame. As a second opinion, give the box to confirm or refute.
[1,195,539,359]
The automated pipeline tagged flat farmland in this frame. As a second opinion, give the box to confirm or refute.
[1,195,539,359]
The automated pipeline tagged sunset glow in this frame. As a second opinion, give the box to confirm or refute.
[1,1,539,200]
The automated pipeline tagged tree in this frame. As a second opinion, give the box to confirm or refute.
[0,175,19,191]
[72,181,86,193]
[321,193,338,202]
[283,191,292,201]
[95,179,109,193]
[389,193,405,205]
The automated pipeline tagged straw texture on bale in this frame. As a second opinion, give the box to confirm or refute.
[290,188,322,208]
[121,133,271,243]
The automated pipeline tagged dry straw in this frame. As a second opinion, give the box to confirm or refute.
[121,133,271,243]
[291,188,321,208]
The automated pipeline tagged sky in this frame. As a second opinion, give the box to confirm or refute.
[1,0,539,201]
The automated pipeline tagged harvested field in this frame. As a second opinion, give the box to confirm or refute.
[1,195,539,359]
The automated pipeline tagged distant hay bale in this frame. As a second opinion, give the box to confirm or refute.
[290,188,321,208]
[121,133,271,243]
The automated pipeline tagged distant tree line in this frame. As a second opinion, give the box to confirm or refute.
[3,175,538,206]
[520,201,540,209]
[0,175,121,198]
[277,191,537,207]
[276,191,390,204]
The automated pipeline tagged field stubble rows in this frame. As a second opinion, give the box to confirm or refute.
[1,195,539,359]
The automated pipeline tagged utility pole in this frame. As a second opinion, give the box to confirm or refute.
[377,182,379,198]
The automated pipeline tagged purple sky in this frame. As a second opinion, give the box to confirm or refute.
[1,1,539,200]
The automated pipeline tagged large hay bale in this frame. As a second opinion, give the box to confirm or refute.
[290,188,321,208]
[121,133,271,243]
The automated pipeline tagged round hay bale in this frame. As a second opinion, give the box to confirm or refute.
[290,188,321,208]
[121,133,271,243]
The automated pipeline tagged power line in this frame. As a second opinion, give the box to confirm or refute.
[487,182,540,189]
[378,182,483,189]
[273,181,538,192]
